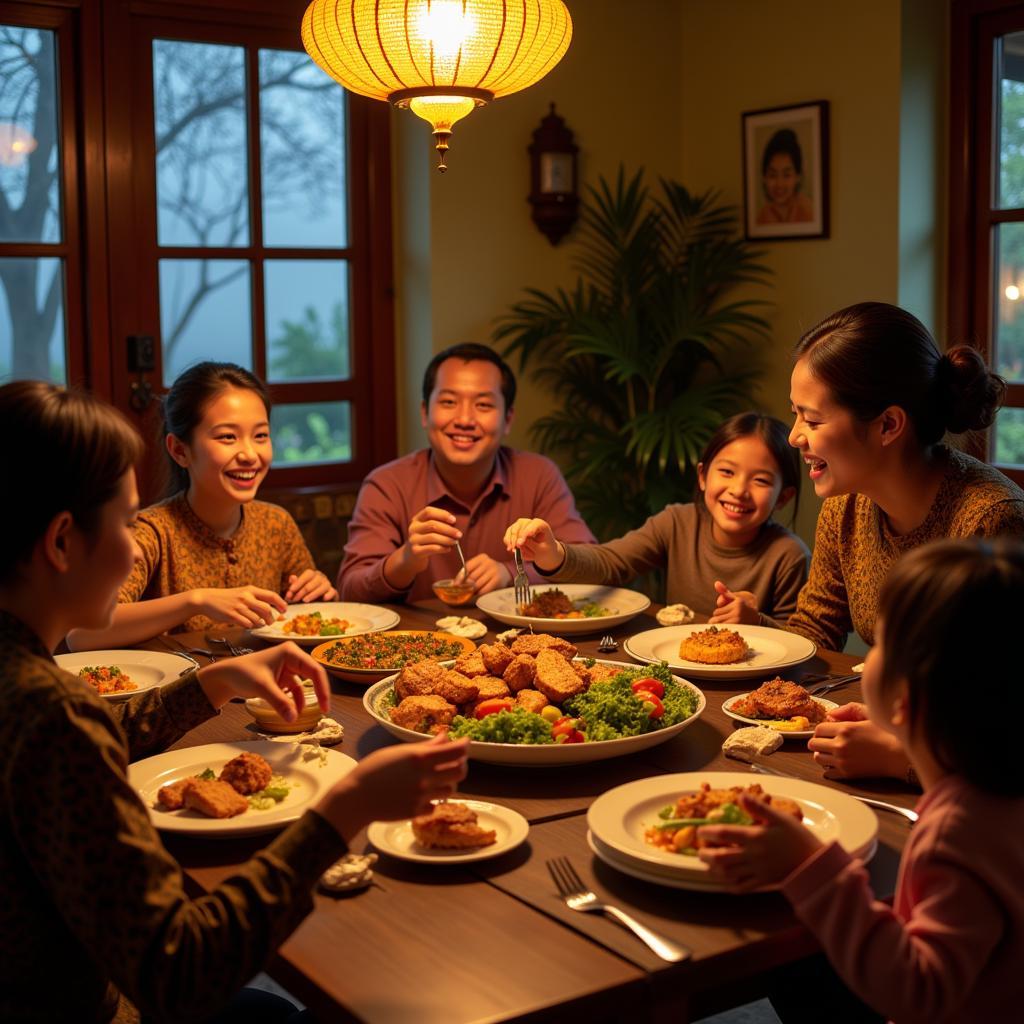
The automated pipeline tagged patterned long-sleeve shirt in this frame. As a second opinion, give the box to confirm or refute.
[0,611,346,1023]
[118,493,315,634]
[786,448,1024,650]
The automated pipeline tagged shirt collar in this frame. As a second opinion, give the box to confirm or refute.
[172,491,243,551]
[425,447,509,512]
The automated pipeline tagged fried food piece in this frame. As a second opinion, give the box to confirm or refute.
[533,648,586,703]
[473,675,511,701]
[731,677,825,723]
[453,649,488,677]
[184,778,249,819]
[515,689,549,714]
[432,669,480,705]
[479,643,515,676]
[679,626,750,665]
[519,588,575,617]
[510,633,577,660]
[395,659,448,700]
[390,694,457,735]
[411,801,496,849]
[587,662,623,685]
[157,778,191,811]
[502,654,537,692]
[219,751,273,795]
[571,661,592,686]
[671,782,802,822]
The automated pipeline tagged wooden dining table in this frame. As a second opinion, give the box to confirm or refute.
[143,601,917,1024]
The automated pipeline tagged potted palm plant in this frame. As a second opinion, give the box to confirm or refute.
[494,167,773,542]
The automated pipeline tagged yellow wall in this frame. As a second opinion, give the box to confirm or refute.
[391,0,948,549]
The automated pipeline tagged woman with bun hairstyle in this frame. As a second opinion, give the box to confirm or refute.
[69,361,337,650]
[764,302,1024,781]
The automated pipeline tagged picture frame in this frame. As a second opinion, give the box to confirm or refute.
[741,100,829,241]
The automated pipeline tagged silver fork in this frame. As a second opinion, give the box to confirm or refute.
[206,633,254,657]
[597,634,618,653]
[749,762,918,825]
[546,857,691,962]
[806,674,860,697]
[512,547,532,608]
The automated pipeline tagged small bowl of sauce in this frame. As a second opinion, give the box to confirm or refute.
[432,577,477,606]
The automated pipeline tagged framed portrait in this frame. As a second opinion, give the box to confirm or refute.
[742,100,829,241]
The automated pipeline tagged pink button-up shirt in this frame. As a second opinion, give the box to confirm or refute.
[338,447,595,603]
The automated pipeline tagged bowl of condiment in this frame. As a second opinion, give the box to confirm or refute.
[244,681,323,734]
[432,577,477,606]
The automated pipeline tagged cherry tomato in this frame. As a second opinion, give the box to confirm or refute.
[640,692,665,718]
[563,730,586,743]
[474,697,515,719]
[551,715,579,738]
[631,677,665,699]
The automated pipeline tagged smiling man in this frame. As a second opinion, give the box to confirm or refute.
[338,343,595,602]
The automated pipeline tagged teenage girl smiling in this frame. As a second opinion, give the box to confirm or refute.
[504,412,808,625]
[68,362,336,650]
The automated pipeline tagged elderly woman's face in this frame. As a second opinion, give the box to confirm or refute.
[764,153,800,205]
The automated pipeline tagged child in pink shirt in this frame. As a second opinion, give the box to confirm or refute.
[698,537,1024,1023]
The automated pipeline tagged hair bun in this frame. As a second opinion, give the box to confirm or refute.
[939,346,1006,434]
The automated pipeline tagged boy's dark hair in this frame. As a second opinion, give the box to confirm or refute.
[421,343,517,412]
[162,362,270,496]
[695,411,802,522]
[0,381,143,583]
[795,302,1005,447]
[878,537,1024,796]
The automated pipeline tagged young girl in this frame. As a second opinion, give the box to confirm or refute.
[503,412,808,624]
[697,537,1024,1021]
[68,361,337,650]
[0,380,468,1023]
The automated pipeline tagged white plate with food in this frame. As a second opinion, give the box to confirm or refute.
[363,657,706,766]
[623,624,816,682]
[587,771,877,891]
[367,799,529,863]
[722,692,839,740]
[55,649,196,701]
[129,740,357,837]
[476,584,650,635]
[250,602,400,646]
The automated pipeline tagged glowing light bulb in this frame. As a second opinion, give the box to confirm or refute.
[1007,284,1020,301]
[417,2,476,58]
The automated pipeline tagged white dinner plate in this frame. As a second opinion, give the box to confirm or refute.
[475,584,651,635]
[250,602,401,646]
[623,624,817,682]
[55,649,196,701]
[362,659,706,766]
[721,694,839,740]
[586,771,877,891]
[367,800,529,863]
[129,740,357,838]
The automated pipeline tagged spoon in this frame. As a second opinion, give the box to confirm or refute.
[454,540,468,583]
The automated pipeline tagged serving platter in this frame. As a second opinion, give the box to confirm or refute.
[311,630,476,684]
[476,584,650,635]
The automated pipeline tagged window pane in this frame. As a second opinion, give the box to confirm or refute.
[0,27,60,243]
[159,258,251,385]
[272,401,351,465]
[994,223,1024,382]
[994,407,1024,466]
[0,257,65,382]
[153,40,249,247]
[259,50,347,247]
[264,260,350,382]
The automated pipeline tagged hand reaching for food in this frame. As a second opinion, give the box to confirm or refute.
[707,580,761,625]
[808,712,911,780]
[284,569,338,603]
[191,585,288,628]
[697,793,823,891]
[198,642,330,721]
[461,553,511,595]
[502,517,564,572]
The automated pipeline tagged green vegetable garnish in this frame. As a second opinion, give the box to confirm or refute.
[448,708,555,744]
[196,768,216,781]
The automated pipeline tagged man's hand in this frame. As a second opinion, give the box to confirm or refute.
[383,505,462,590]
[463,553,511,595]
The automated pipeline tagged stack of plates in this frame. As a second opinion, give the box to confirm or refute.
[586,771,878,892]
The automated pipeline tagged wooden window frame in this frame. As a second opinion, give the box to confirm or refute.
[950,0,1024,485]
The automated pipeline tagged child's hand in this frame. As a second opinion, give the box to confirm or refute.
[192,585,288,627]
[502,518,564,572]
[808,716,911,780]
[197,641,330,719]
[697,793,822,891]
[319,735,470,841]
[285,569,338,603]
[708,580,761,625]
[826,701,869,723]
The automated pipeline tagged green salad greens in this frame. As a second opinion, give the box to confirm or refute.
[447,707,555,743]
